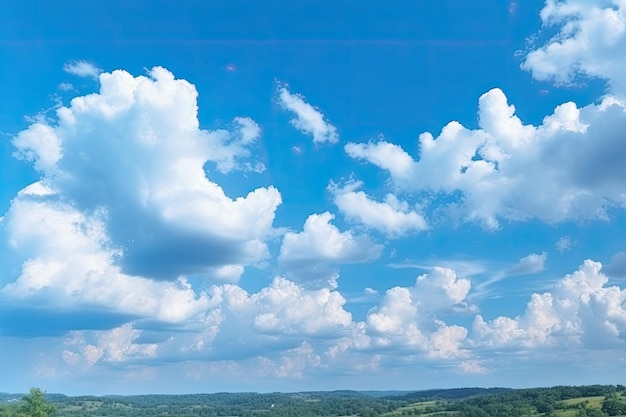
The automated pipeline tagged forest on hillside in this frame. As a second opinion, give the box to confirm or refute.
[2,385,626,417]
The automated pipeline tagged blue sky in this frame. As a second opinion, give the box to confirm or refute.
[2,0,626,395]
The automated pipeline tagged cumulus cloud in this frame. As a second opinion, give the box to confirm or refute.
[278,212,383,286]
[278,86,339,144]
[345,1,626,229]
[54,275,354,366]
[8,0,626,382]
[331,267,472,360]
[116,276,357,362]
[254,342,322,378]
[63,323,157,367]
[329,258,626,368]
[6,67,281,283]
[219,278,353,337]
[521,0,626,97]
[63,60,102,79]
[345,88,626,228]
[472,260,626,349]
[1,65,365,379]
[0,196,214,323]
[12,123,62,173]
[330,181,428,237]
[136,278,355,361]
[0,66,305,360]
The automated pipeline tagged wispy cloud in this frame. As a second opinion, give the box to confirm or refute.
[278,85,339,145]
[58,82,75,91]
[63,60,102,79]
[390,253,546,298]
[472,252,548,298]
[556,236,574,253]
[388,258,495,278]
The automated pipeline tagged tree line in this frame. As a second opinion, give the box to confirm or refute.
[3,384,626,417]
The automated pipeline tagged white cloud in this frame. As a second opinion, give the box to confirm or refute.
[472,292,560,348]
[521,0,626,97]
[345,88,626,228]
[333,267,472,359]
[6,67,281,284]
[364,287,378,296]
[58,82,75,92]
[556,236,575,252]
[254,342,322,378]
[217,277,353,337]
[8,6,626,383]
[205,265,245,282]
[345,140,415,183]
[507,252,547,276]
[345,1,626,230]
[278,212,383,286]
[330,258,626,368]
[206,117,266,173]
[63,323,158,367]
[63,60,102,79]
[389,258,493,278]
[472,260,626,349]
[414,267,473,312]
[366,286,422,340]
[1,66,304,356]
[458,359,487,374]
[105,276,355,361]
[12,123,62,173]
[178,343,323,380]
[470,253,548,296]
[278,86,339,144]
[1,198,214,324]
[330,181,428,237]
[427,324,469,359]
[1,63,364,370]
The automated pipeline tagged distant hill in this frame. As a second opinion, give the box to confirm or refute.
[0,392,66,403]
[360,390,413,398]
[387,387,512,401]
[0,393,21,403]
[4,385,626,417]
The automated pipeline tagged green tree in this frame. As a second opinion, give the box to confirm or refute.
[0,405,17,417]
[602,398,626,416]
[575,408,608,417]
[18,388,56,417]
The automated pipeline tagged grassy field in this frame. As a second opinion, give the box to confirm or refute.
[552,395,610,417]
[383,400,459,416]
[390,391,626,417]
[559,395,606,408]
